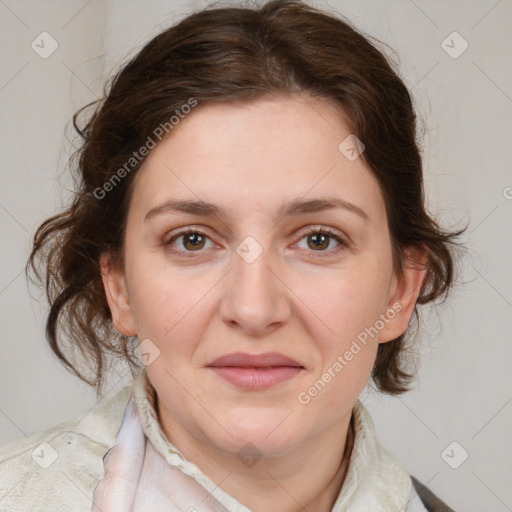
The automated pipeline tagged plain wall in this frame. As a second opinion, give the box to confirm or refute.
[0,1,511,510]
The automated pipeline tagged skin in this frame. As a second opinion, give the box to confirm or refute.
[101,94,427,512]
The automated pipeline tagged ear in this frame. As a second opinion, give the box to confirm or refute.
[100,253,137,337]
[378,244,428,343]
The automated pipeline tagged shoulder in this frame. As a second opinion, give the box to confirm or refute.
[370,434,455,511]
[0,384,131,512]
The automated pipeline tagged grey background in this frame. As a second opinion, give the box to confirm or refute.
[0,1,511,510]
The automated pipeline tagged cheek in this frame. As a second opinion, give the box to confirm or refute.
[303,276,384,406]
[297,264,391,349]
[128,265,214,353]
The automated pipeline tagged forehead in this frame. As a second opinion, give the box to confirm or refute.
[128,95,385,223]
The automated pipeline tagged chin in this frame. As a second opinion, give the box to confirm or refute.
[213,433,300,461]
[205,412,302,458]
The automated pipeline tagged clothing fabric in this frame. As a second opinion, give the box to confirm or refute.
[0,368,452,511]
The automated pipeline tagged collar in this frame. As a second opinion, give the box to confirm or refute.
[130,367,412,511]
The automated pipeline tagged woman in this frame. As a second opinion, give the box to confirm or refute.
[0,1,464,510]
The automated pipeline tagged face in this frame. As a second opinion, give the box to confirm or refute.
[101,95,425,459]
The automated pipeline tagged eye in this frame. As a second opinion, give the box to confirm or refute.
[163,228,215,255]
[295,226,348,255]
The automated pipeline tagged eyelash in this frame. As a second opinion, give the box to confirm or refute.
[163,226,349,258]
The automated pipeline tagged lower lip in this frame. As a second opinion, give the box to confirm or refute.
[209,366,303,390]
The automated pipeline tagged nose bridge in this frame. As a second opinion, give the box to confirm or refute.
[220,234,290,333]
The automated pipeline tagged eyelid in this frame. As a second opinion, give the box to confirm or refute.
[295,224,344,239]
[162,226,213,244]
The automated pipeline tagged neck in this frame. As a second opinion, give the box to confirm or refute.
[157,402,355,512]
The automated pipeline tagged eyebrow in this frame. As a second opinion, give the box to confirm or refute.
[144,197,369,223]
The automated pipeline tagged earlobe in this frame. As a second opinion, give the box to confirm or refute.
[379,244,428,343]
[99,253,137,337]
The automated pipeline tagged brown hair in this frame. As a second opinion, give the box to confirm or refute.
[27,0,466,396]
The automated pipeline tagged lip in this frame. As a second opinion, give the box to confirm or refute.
[207,352,303,368]
[207,352,304,390]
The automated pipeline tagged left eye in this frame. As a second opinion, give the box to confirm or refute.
[295,228,346,253]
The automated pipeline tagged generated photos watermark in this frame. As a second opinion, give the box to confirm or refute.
[297,302,403,405]
[92,97,198,200]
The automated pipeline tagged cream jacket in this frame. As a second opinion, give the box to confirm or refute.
[0,368,439,511]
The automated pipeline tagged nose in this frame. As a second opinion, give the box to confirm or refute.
[219,239,292,337]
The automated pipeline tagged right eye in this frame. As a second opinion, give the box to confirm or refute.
[163,228,216,255]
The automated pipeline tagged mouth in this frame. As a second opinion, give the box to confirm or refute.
[206,352,305,390]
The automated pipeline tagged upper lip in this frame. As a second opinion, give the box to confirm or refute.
[207,352,304,368]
